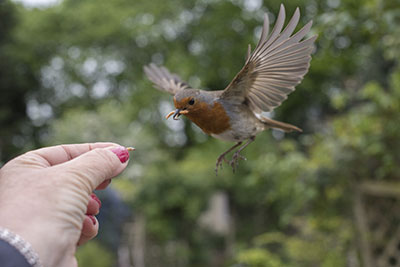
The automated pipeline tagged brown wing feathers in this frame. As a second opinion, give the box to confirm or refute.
[143,63,190,95]
[223,4,316,114]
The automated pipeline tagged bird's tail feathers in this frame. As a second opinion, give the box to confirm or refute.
[260,116,302,133]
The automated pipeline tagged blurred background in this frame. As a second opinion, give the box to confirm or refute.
[1,0,400,266]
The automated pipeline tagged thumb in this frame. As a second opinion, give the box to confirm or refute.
[54,146,130,193]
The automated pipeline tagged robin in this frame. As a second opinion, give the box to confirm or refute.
[144,4,316,174]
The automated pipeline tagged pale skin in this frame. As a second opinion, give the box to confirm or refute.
[0,143,130,267]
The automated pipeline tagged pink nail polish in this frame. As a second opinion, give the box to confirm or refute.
[110,146,130,163]
[88,215,96,225]
[91,193,101,209]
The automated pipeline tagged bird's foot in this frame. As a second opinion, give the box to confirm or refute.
[229,151,247,172]
[215,154,229,175]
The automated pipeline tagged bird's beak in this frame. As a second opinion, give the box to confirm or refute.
[165,109,189,120]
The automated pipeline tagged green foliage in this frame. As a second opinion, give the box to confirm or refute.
[237,248,283,267]
[235,220,351,267]
[76,241,115,267]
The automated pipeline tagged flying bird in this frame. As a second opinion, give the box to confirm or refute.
[144,4,316,174]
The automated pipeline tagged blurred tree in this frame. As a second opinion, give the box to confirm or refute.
[0,0,42,162]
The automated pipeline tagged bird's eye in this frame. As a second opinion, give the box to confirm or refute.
[188,99,195,105]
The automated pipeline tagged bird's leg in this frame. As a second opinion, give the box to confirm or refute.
[215,141,242,175]
[230,136,256,172]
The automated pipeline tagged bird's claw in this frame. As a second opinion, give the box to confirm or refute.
[214,139,254,175]
[229,152,246,172]
[215,150,247,174]
[215,154,229,175]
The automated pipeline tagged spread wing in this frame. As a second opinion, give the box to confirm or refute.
[220,4,317,113]
[143,63,191,95]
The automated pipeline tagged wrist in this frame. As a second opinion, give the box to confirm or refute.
[0,227,42,267]
[0,213,76,267]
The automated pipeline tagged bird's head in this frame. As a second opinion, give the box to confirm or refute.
[166,89,203,120]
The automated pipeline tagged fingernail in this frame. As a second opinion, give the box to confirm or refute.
[91,193,101,209]
[88,215,96,225]
[110,146,130,163]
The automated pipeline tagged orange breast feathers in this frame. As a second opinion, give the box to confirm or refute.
[175,98,231,135]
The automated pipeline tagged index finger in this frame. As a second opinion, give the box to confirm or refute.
[30,142,120,167]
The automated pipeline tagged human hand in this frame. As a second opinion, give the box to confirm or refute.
[0,143,132,267]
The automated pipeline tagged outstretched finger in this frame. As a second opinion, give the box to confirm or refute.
[54,146,132,192]
[30,142,119,167]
